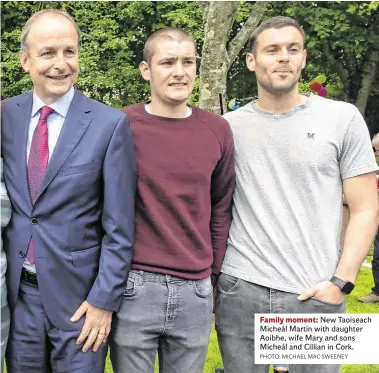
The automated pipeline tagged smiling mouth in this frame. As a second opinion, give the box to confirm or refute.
[47,74,70,80]
[169,83,187,87]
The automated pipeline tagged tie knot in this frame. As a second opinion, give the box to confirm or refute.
[39,106,54,121]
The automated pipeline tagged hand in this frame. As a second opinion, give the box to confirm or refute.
[297,280,345,305]
[71,301,113,352]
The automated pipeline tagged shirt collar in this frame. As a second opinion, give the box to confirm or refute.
[31,87,75,118]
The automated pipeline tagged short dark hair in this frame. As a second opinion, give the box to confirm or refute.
[248,16,305,55]
[143,27,195,64]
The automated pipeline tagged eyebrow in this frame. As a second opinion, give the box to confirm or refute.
[158,56,196,62]
[39,45,78,51]
[263,42,303,49]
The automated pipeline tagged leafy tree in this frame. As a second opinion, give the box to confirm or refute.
[1,1,202,107]
[198,1,268,114]
[1,1,378,134]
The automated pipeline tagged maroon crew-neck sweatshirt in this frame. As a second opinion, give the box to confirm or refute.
[123,103,235,280]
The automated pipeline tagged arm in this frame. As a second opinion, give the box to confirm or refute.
[86,113,137,311]
[71,113,137,351]
[299,107,378,303]
[298,173,378,303]
[210,124,235,286]
[337,173,378,282]
[340,200,350,247]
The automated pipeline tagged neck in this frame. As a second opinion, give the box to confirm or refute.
[147,99,188,118]
[256,86,307,114]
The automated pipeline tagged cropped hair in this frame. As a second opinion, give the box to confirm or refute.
[143,27,195,64]
[248,16,305,55]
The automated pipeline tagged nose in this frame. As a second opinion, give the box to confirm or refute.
[173,62,184,78]
[53,51,68,71]
[278,48,289,62]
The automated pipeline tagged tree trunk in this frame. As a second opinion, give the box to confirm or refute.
[199,2,239,114]
[356,47,379,114]
[198,1,267,114]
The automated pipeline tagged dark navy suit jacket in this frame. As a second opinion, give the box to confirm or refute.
[1,90,137,330]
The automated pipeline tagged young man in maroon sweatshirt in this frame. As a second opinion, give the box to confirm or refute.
[109,28,235,373]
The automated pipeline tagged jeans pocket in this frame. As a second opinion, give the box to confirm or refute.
[310,296,345,307]
[123,278,136,297]
[193,277,213,298]
[217,273,239,294]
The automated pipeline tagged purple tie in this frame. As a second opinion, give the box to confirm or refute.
[26,106,54,264]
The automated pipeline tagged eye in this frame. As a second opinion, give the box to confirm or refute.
[65,49,75,55]
[41,51,53,57]
[289,48,299,53]
[162,61,173,65]
[184,60,194,65]
[266,49,277,53]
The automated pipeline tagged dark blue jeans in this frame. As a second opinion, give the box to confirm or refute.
[215,273,345,373]
[372,229,379,295]
[110,270,213,373]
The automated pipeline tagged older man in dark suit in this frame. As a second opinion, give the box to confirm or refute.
[1,9,136,373]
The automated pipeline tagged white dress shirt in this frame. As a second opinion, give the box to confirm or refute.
[27,87,75,161]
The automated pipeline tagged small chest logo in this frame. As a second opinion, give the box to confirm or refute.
[307,133,315,140]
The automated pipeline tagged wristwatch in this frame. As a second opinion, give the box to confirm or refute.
[330,276,355,294]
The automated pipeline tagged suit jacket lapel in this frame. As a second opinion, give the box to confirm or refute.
[14,93,33,210]
[37,90,93,202]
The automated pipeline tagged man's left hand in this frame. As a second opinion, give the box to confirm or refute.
[71,301,113,352]
[297,280,345,305]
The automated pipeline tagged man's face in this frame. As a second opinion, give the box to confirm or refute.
[20,14,79,104]
[246,26,306,95]
[140,39,196,107]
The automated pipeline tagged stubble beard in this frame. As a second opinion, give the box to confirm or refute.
[257,70,301,97]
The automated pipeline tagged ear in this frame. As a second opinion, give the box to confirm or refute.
[246,52,256,72]
[139,61,151,82]
[302,49,307,69]
[19,51,29,73]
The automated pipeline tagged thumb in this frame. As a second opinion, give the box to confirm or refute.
[297,287,316,301]
[70,301,89,322]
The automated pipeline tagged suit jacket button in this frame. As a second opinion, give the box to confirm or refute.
[19,251,25,258]
[31,218,38,225]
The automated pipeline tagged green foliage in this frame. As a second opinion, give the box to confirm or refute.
[1,1,203,107]
[1,0,378,132]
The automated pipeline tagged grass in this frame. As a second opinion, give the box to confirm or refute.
[5,267,379,373]
[341,267,379,373]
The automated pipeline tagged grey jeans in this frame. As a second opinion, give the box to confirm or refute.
[215,273,345,373]
[110,270,213,373]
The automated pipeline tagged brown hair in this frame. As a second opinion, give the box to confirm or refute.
[20,9,81,54]
[249,16,305,55]
[143,27,195,64]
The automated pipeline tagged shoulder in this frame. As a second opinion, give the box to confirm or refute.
[121,103,144,121]
[310,95,359,122]
[76,92,127,123]
[194,106,231,135]
[1,92,32,112]
[222,102,256,126]
[192,107,234,151]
